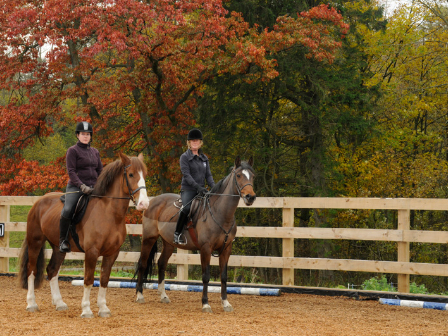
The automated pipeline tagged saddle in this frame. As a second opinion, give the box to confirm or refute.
[60,194,91,225]
[174,196,206,249]
[173,196,203,227]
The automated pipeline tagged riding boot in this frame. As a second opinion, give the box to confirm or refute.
[173,211,188,245]
[59,215,72,253]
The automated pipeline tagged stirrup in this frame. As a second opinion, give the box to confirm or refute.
[59,241,71,253]
[173,233,187,245]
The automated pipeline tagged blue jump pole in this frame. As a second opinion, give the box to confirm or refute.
[71,280,281,296]
[379,298,448,311]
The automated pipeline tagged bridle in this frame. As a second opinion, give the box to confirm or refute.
[232,167,254,198]
[196,166,255,255]
[88,163,146,206]
[207,167,254,198]
[123,163,146,206]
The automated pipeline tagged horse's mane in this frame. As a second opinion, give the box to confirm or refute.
[93,156,147,196]
[209,161,254,194]
[209,177,226,194]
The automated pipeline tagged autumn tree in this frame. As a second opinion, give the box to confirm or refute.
[193,0,383,284]
[0,0,348,197]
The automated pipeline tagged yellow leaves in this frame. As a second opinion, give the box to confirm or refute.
[331,126,448,199]
[344,0,382,15]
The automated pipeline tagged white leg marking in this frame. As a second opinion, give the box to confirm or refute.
[136,171,150,211]
[81,284,94,318]
[50,275,68,311]
[158,280,170,303]
[202,303,213,313]
[26,273,39,312]
[136,291,145,303]
[222,299,233,312]
[97,286,111,317]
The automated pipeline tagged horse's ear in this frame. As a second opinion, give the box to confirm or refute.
[119,152,131,166]
[235,156,241,168]
[248,156,254,167]
[137,153,144,162]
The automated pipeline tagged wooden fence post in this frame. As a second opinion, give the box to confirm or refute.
[282,207,294,286]
[0,205,10,272]
[176,249,189,281]
[397,209,410,293]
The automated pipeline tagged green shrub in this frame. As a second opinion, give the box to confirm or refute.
[361,276,396,292]
[410,282,428,294]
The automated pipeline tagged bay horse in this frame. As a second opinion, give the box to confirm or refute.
[134,156,256,313]
[19,153,149,318]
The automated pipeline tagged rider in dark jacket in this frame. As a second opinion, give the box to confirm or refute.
[173,129,215,244]
[59,121,103,253]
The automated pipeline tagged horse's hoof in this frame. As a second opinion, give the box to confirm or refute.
[202,306,213,313]
[56,303,68,311]
[136,297,145,304]
[26,305,39,312]
[223,306,234,312]
[98,311,111,318]
[81,312,94,318]
[160,297,171,304]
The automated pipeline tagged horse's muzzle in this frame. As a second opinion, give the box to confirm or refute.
[244,193,256,206]
[136,198,150,211]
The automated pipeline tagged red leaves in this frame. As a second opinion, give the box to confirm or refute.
[0,157,67,196]
[0,0,348,194]
[301,4,350,34]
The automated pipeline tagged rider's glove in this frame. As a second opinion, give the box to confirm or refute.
[196,186,208,195]
[80,184,94,195]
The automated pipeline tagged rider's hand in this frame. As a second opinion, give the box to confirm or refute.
[196,186,208,195]
[80,184,94,195]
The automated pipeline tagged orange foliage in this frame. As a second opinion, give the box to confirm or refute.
[0,0,348,195]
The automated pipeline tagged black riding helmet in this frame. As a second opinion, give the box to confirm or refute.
[187,128,202,140]
[75,121,93,134]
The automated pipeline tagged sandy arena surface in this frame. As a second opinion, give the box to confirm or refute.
[1,275,448,335]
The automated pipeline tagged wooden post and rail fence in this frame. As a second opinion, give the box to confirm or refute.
[2,196,448,293]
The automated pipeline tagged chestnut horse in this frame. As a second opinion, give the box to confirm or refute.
[19,153,149,318]
[134,156,256,313]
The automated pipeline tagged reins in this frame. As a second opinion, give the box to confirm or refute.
[192,167,254,255]
[60,163,146,207]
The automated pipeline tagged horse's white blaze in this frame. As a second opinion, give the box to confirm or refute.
[26,272,38,311]
[49,275,66,309]
[136,171,149,211]
[81,284,93,317]
[242,169,250,180]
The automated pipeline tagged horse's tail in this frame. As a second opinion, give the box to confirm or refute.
[134,241,158,282]
[18,238,45,290]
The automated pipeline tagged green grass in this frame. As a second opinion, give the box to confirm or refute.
[10,206,31,222]
[10,205,29,248]
[8,206,31,271]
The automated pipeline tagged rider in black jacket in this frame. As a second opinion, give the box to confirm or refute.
[173,129,215,244]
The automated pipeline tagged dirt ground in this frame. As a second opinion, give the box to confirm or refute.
[1,276,448,335]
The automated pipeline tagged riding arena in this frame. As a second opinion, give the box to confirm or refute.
[2,194,448,334]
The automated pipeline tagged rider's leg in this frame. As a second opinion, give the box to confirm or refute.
[173,211,189,245]
[59,215,72,253]
[59,184,82,253]
[173,189,197,244]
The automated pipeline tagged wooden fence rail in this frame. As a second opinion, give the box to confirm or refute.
[2,196,448,293]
